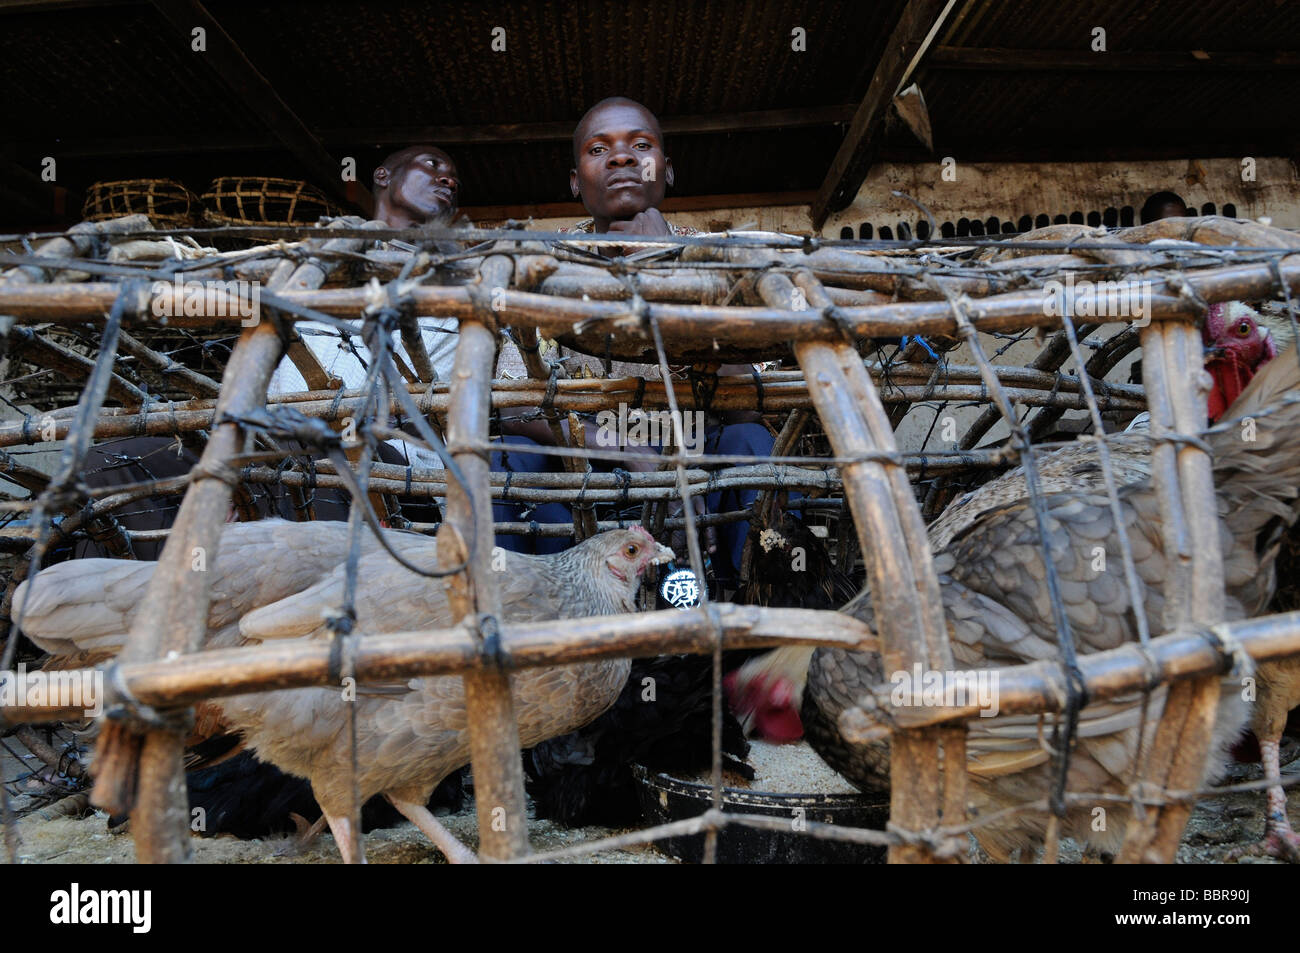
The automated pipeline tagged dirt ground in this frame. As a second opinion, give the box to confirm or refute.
[8,802,672,865]
[4,734,1296,864]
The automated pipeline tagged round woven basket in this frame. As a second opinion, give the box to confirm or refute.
[83,178,200,228]
[201,176,341,226]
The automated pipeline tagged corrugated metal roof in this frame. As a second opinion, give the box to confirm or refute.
[2,0,898,224]
[2,0,1298,228]
[940,0,1300,51]
[222,0,894,126]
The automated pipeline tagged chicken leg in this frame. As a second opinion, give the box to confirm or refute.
[274,813,329,857]
[1228,738,1300,863]
[387,796,479,864]
[323,812,366,865]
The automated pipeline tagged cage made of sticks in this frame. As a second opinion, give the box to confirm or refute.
[2,212,1300,864]
[82,179,200,229]
[201,176,341,226]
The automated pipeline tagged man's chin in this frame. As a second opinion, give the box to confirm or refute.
[600,196,652,219]
[417,202,456,225]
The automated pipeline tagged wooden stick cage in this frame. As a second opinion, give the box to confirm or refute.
[200,176,343,227]
[2,212,1300,863]
[82,179,201,230]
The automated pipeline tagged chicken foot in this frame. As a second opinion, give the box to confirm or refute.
[273,812,328,857]
[1228,739,1300,863]
[387,796,479,864]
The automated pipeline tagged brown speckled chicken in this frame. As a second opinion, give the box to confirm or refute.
[803,351,1300,861]
[15,520,672,862]
[1232,499,1300,863]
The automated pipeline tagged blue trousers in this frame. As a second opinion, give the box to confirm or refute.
[704,422,778,580]
[492,422,781,568]
[491,435,571,555]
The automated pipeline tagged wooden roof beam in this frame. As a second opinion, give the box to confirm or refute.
[148,0,372,215]
[926,47,1300,71]
[21,105,860,160]
[0,0,139,12]
[811,0,956,229]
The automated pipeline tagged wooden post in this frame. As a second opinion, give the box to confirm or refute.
[1117,321,1226,863]
[773,267,961,863]
[437,253,530,861]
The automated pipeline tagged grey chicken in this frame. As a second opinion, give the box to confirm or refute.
[15,520,672,862]
[727,429,1154,741]
[926,431,1152,552]
[803,351,1300,861]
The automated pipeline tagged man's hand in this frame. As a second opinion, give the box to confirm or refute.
[605,208,673,237]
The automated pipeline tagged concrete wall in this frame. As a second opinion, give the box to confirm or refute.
[524,156,1299,236]
[827,156,1300,236]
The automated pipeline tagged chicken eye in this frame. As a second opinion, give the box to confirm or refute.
[1237,320,1252,336]
[625,544,638,557]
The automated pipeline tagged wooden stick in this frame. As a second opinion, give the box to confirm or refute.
[97,321,286,861]
[437,253,530,861]
[3,255,1298,354]
[93,219,384,862]
[0,507,763,551]
[28,362,1149,413]
[117,329,221,399]
[835,612,1300,739]
[7,327,148,405]
[0,379,1143,451]
[398,314,437,383]
[1117,319,1227,864]
[502,322,596,538]
[0,605,878,724]
[777,266,956,864]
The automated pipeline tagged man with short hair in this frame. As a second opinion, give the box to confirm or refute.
[269,146,465,469]
[373,144,461,227]
[1140,190,1190,224]
[498,98,780,581]
[66,148,468,551]
[568,96,681,239]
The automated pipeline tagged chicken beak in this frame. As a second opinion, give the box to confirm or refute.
[651,543,675,565]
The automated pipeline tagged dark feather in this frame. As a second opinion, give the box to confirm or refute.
[524,654,752,827]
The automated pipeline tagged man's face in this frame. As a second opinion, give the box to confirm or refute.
[570,102,673,221]
[382,148,460,223]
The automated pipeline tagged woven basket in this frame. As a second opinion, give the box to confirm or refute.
[201,176,341,226]
[83,179,200,228]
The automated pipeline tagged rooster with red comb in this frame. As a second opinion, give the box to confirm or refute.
[1204,301,1278,422]
[729,304,1287,752]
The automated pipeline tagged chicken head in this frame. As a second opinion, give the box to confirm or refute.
[598,526,675,595]
[1203,302,1277,421]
